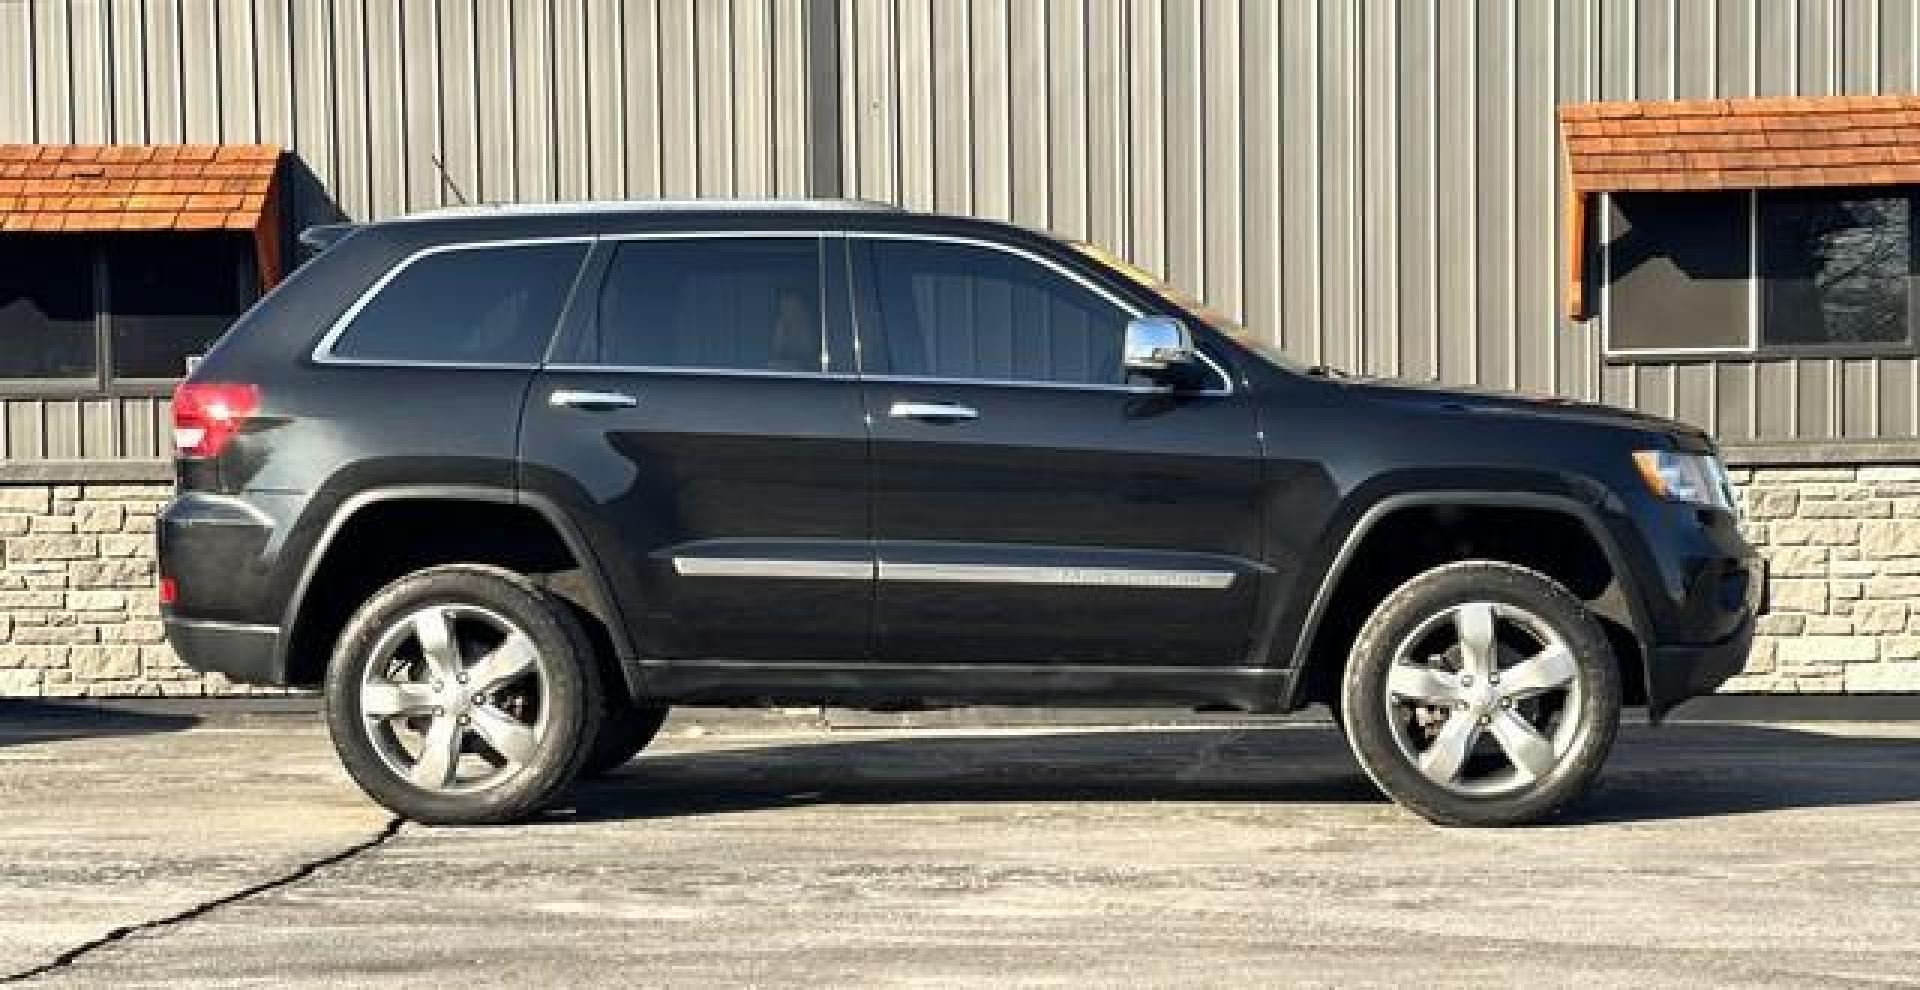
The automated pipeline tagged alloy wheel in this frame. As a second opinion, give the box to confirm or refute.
[357,603,551,794]
[1382,601,1584,797]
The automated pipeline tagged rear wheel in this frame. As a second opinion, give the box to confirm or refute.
[323,564,602,825]
[1339,561,1621,827]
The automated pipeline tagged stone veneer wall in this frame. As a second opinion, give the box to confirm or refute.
[0,468,1917,698]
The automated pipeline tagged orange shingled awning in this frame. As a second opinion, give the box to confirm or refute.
[1559,95,1920,321]
[0,143,285,287]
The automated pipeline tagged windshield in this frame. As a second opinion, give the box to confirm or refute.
[1065,239,1312,374]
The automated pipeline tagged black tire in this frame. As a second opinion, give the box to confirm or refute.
[323,564,603,825]
[579,698,670,778]
[1339,561,1621,827]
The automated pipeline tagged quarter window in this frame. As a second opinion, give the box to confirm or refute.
[328,242,587,365]
[590,238,823,372]
[859,239,1130,385]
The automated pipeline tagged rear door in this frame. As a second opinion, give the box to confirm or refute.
[851,235,1267,666]
[519,233,871,662]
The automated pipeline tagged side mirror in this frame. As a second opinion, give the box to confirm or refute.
[1123,316,1197,377]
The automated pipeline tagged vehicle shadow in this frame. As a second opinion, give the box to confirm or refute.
[562,722,1920,827]
[0,700,200,749]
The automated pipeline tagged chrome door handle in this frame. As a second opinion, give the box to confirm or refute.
[549,389,638,410]
[888,401,978,421]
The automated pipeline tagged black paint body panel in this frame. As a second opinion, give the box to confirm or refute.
[157,205,1762,716]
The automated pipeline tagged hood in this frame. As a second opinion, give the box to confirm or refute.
[1333,375,1714,451]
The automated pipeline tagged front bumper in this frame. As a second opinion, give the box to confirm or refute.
[1645,614,1755,720]
[163,616,286,685]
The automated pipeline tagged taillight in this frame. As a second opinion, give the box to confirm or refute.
[172,383,260,459]
[157,576,178,605]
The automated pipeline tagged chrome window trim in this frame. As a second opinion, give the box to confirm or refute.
[848,231,1235,396]
[311,235,597,368]
[310,227,1237,395]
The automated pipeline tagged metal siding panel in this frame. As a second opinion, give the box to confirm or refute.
[846,0,894,203]
[42,400,80,460]
[1838,0,1879,91]
[1241,0,1282,354]
[511,0,557,202]
[582,0,624,199]
[215,0,260,141]
[7,402,44,461]
[0,2,33,141]
[1798,359,1836,439]
[1008,0,1049,225]
[1280,0,1320,362]
[969,0,1011,219]
[67,0,111,142]
[1434,0,1475,382]
[729,0,772,197]
[1878,358,1917,437]
[1163,0,1203,298]
[120,396,159,459]
[32,0,72,142]
[1716,363,1756,442]
[693,0,736,196]
[890,0,932,210]
[1318,0,1355,368]
[552,0,590,201]
[1397,0,1437,381]
[364,1,407,217]
[1475,0,1514,388]
[1516,0,1556,394]
[473,0,516,203]
[1125,0,1165,274]
[1717,0,1757,96]
[179,0,220,141]
[1798,0,1835,94]
[1882,0,1916,88]
[1635,0,1674,98]
[1755,0,1797,93]
[1842,359,1878,437]
[81,399,115,459]
[658,0,697,196]
[1045,0,1088,240]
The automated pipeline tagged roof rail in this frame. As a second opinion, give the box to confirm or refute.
[394,197,905,221]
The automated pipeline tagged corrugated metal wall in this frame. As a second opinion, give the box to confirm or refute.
[838,0,1920,451]
[0,0,820,464]
[6,0,1920,465]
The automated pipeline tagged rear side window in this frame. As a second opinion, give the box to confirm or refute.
[591,237,823,372]
[326,241,587,364]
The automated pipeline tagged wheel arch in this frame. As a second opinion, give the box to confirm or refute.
[275,485,636,688]
[1278,489,1654,713]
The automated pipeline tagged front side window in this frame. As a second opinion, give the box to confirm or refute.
[329,242,587,365]
[861,239,1130,385]
[591,238,823,372]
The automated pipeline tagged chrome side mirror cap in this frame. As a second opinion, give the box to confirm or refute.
[1123,316,1197,375]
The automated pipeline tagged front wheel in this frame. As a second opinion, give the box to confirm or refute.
[1339,561,1621,827]
[323,564,603,825]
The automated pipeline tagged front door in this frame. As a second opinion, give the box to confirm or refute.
[519,233,870,662]
[850,235,1267,667]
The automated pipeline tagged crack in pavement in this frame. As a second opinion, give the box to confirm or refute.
[2,816,405,984]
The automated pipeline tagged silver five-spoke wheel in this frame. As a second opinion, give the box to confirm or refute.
[1383,600,1582,797]
[359,603,550,794]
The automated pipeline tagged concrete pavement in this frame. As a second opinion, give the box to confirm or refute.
[3,704,1919,987]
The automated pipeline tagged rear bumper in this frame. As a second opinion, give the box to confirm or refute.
[163,616,286,685]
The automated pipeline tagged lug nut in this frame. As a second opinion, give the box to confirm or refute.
[1489,673,1501,686]
[433,706,445,716]
[1460,675,1474,687]
[431,681,443,691]
[456,673,469,685]
[1477,715,1491,727]
[472,694,488,707]
[1499,698,1513,710]
[457,714,470,726]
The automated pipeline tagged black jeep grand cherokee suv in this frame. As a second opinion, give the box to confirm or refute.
[159,199,1761,827]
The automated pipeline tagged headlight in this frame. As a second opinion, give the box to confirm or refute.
[1632,450,1734,510]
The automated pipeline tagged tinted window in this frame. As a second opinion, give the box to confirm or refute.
[1760,190,1913,347]
[1605,192,1751,353]
[863,240,1131,384]
[331,242,587,364]
[593,238,822,371]
[107,233,252,378]
[0,236,97,380]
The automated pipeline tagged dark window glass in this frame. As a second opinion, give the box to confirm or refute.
[331,242,587,364]
[107,233,253,379]
[0,236,97,380]
[1760,190,1913,347]
[865,240,1129,384]
[1605,192,1751,353]
[594,238,822,371]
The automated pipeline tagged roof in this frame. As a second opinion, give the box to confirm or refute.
[0,143,281,232]
[396,197,903,222]
[1560,95,1920,192]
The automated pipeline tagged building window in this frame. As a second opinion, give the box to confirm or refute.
[1605,187,1919,359]
[1758,190,1913,348]
[0,232,258,390]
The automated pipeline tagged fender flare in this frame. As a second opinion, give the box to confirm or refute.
[275,485,637,676]
[1278,489,1654,711]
